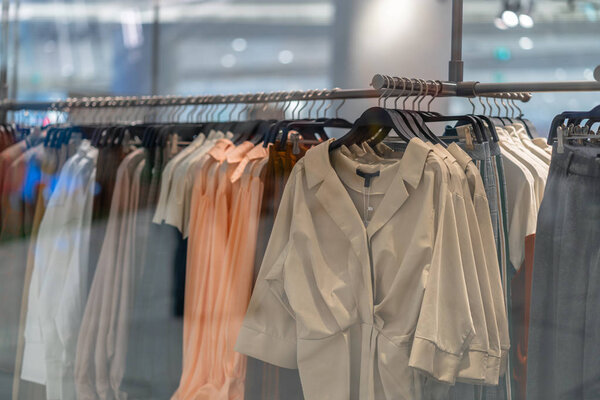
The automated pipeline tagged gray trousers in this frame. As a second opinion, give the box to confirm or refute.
[527,143,600,400]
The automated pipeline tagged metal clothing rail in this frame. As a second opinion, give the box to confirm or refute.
[5,73,600,114]
[0,78,533,113]
[371,75,600,98]
[0,84,455,112]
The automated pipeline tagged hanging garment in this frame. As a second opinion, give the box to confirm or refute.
[10,137,81,400]
[527,143,600,400]
[74,148,145,400]
[12,142,60,400]
[237,138,488,400]
[153,133,208,225]
[0,141,30,399]
[510,123,551,166]
[447,142,510,369]
[165,131,228,236]
[21,140,98,400]
[172,140,261,400]
[353,140,507,385]
[88,145,130,288]
[122,139,184,400]
[245,142,307,400]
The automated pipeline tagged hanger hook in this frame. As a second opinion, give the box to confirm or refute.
[203,97,213,121]
[377,76,387,107]
[417,79,429,112]
[275,91,286,116]
[483,96,491,116]
[306,90,317,119]
[335,93,345,119]
[492,97,501,117]
[323,89,334,118]
[290,92,301,120]
[411,79,422,111]
[394,77,405,109]
[262,92,275,113]
[478,95,486,115]
[195,96,206,121]
[221,95,234,120]
[501,97,510,118]
[236,94,248,120]
[514,94,524,118]
[297,90,311,119]
[411,79,424,111]
[282,91,294,119]
[384,76,397,109]
[380,75,394,108]
[507,96,516,119]
[427,80,441,112]
[315,89,327,119]
[401,78,409,110]
[228,95,239,120]
[467,96,475,115]
[210,96,220,121]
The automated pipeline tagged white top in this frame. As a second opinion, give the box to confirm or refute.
[511,123,552,166]
[152,133,207,224]
[494,134,539,271]
[237,139,480,399]
[22,140,98,400]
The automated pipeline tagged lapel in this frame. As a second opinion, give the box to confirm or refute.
[315,170,369,264]
[366,139,432,238]
[365,173,410,238]
[304,138,432,287]
[305,141,369,266]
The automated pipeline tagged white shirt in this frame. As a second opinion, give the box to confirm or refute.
[22,140,98,400]
[498,127,547,208]
[237,139,479,399]
[152,133,207,224]
[495,135,539,270]
[511,123,551,166]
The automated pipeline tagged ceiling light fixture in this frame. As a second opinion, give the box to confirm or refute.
[502,10,519,27]
[519,13,534,28]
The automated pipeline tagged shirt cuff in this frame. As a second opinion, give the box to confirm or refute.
[455,349,488,384]
[484,354,501,386]
[235,325,298,369]
[409,337,464,384]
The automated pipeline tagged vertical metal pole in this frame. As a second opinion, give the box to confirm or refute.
[9,0,19,100]
[151,1,160,95]
[0,0,10,121]
[449,0,464,82]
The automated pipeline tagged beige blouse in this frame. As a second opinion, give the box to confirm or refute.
[236,138,478,400]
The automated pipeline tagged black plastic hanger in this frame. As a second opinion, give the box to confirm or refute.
[330,107,415,152]
[548,104,600,144]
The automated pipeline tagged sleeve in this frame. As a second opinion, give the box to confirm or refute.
[235,169,299,369]
[409,178,476,384]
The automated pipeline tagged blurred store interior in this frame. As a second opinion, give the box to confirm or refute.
[2,0,600,133]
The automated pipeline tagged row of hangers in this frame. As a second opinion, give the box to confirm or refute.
[330,76,535,152]
[4,81,534,152]
[7,91,352,150]
[548,104,600,153]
